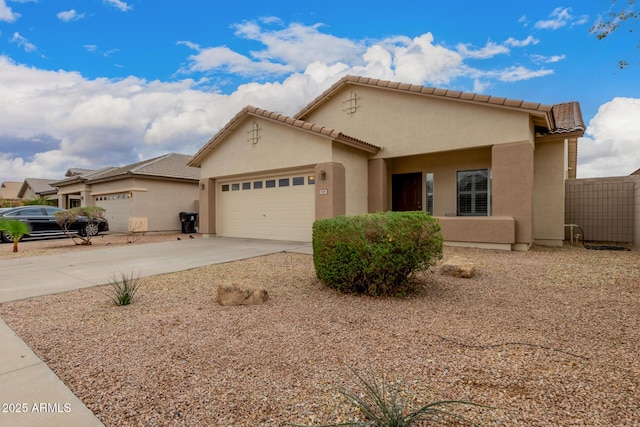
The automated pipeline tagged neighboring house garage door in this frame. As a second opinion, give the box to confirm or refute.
[94,193,133,233]
[216,172,315,241]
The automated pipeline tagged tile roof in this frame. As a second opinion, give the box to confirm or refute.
[294,75,584,135]
[18,178,58,197]
[51,166,119,187]
[0,181,22,199]
[88,153,200,182]
[548,102,585,135]
[65,167,95,177]
[188,106,381,167]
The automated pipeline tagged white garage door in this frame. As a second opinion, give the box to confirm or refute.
[217,172,315,241]
[94,193,133,233]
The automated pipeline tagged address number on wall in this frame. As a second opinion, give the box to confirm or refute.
[319,189,328,195]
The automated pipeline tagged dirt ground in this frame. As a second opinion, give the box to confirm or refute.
[0,231,198,260]
[0,238,638,426]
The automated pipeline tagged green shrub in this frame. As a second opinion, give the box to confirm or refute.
[106,271,141,306]
[312,211,443,297]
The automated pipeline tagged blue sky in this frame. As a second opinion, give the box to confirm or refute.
[0,0,639,183]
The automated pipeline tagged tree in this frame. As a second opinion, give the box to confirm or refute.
[0,219,30,252]
[54,206,106,246]
[591,0,639,68]
[24,196,52,206]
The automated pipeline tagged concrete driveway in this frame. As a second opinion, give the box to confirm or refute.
[0,236,312,427]
[0,236,312,303]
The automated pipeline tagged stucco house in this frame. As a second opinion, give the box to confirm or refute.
[188,75,585,250]
[17,178,59,204]
[52,153,200,233]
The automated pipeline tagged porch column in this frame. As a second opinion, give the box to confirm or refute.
[368,158,388,212]
[80,189,92,207]
[315,162,345,220]
[492,141,534,248]
[198,178,216,236]
[58,194,68,209]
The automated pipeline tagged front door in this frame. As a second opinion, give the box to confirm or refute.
[392,172,422,211]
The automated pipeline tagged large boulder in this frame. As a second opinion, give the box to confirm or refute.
[439,255,475,278]
[217,283,269,306]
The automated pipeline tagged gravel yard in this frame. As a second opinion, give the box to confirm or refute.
[0,231,194,260]
[0,237,639,426]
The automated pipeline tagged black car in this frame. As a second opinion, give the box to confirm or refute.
[0,205,109,243]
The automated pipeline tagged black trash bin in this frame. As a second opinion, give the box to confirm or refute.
[179,212,198,234]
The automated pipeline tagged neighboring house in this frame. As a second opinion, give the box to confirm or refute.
[52,153,200,233]
[53,167,118,209]
[0,181,22,200]
[188,75,585,250]
[17,178,59,204]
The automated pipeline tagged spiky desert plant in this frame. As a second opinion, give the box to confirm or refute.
[107,271,141,306]
[291,366,488,427]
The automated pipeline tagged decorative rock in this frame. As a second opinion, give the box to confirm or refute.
[439,255,475,278]
[216,283,269,306]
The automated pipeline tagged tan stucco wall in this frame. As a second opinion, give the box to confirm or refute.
[20,188,37,200]
[533,139,567,245]
[91,178,198,233]
[368,159,388,212]
[331,143,369,216]
[199,116,332,179]
[439,216,515,244]
[56,182,88,196]
[492,141,534,245]
[199,178,215,235]
[315,162,346,220]
[387,148,492,216]
[132,179,198,232]
[304,85,532,158]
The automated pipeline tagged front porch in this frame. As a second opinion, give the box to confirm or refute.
[366,141,551,251]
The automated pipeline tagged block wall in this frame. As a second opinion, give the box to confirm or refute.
[565,176,640,245]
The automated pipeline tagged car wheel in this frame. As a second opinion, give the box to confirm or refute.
[1,231,14,243]
[84,223,100,236]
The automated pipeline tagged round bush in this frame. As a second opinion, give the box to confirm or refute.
[312,211,443,296]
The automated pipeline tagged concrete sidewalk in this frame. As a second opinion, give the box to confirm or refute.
[0,236,312,427]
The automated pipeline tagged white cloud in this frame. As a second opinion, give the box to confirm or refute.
[0,20,569,182]
[103,0,132,12]
[83,44,120,58]
[0,0,19,22]
[535,7,575,30]
[457,41,509,59]
[181,45,294,76]
[393,33,463,85]
[181,21,363,77]
[235,21,364,70]
[0,55,347,182]
[472,79,491,94]
[463,65,553,83]
[530,54,566,64]
[578,98,640,178]
[497,66,554,82]
[505,36,539,47]
[10,32,36,52]
[57,10,85,22]
[456,36,538,60]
